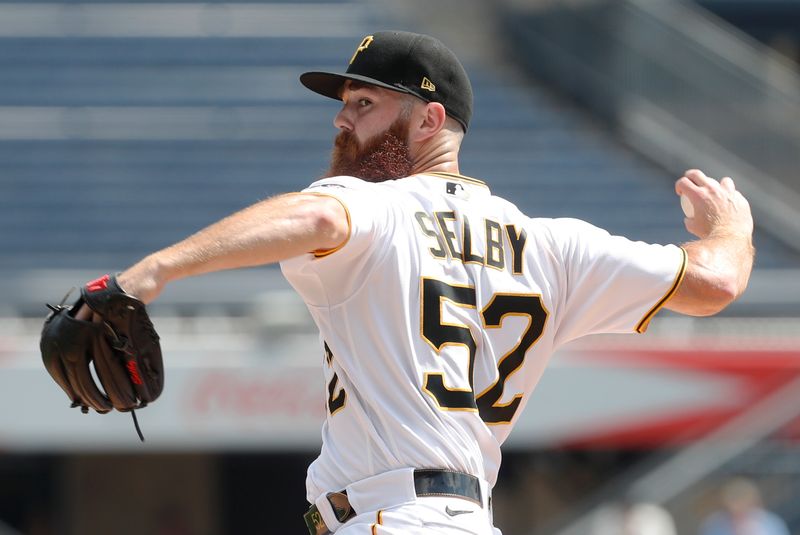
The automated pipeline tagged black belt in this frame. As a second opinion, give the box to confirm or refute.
[304,469,483,535]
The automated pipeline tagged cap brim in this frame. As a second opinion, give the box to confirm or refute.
[300,71,410,101]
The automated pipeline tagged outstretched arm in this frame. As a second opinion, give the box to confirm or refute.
[115,192,349,304]
[666,169,754,316]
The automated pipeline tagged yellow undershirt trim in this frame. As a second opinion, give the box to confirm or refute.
[635,246,688,333]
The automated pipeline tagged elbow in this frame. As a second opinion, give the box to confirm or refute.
[309,198,349,250]
[670,271,741,317]
[718,278,741,307]
[283,192,349,253]
[697,277,740,316]
[675,240,753,317]
[714,283,739,314]
[711,264,751,313]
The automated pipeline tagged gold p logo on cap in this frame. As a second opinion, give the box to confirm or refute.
[349,35,374,64]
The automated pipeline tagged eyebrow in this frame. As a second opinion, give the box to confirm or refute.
[347,81,373,91]
[339,80,381,99]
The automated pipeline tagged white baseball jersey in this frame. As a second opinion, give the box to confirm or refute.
[280,172,686,504]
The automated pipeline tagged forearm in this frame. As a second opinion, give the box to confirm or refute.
[118,193,347,303]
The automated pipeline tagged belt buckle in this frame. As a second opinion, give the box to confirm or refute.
[328,492,353,522]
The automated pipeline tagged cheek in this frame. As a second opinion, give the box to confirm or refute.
[349,127,378,149]
[354,111,397,143]
[351,129,370,147]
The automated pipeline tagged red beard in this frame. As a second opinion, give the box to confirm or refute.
[326,116,414,183]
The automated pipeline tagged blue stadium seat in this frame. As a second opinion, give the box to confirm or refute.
[0,0,796,271]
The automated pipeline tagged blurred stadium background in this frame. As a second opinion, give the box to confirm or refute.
[0,0,799,533]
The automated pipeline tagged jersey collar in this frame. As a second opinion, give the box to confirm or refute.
[422,171,490,189]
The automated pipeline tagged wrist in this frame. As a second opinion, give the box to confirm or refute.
[707,224,753,245]
[118,254,170,304]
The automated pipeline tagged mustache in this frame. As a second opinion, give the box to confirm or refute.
[333,130,360,162]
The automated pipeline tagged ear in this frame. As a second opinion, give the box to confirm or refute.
[409,102,447,143]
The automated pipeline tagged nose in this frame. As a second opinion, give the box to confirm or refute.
[333,104,353,132]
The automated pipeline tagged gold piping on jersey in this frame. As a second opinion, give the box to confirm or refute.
[420,279,478,335]
[420,277,479,413]
[426,171,489,188]
[505,224,528,275]
[370,509,384,534]
[324,342,347,415]
[434,211,462,260]
[476,293,550,425]
[635,246,688,333]
[327,374,347,416]
[299,192,351,258]
[422,372,479,413]
[484,219,505,271]
[462,217,485,266]
[414,212,448,259]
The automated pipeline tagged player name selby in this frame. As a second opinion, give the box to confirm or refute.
[414,210,527,274]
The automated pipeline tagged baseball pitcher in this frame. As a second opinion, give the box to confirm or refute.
[41,32,754,534]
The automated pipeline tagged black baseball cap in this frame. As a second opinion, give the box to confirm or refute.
[300,31,473,131]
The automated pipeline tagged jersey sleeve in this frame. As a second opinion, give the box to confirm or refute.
[543,218,687,347]
[279,176,397,306]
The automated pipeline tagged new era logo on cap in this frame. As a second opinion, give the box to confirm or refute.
[300,31,473,131]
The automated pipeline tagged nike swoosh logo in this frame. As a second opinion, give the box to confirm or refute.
[445,506,474,517]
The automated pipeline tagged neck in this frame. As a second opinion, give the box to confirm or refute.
[410,136,461,175]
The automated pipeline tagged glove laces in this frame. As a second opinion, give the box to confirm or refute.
[131,409,145,442]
